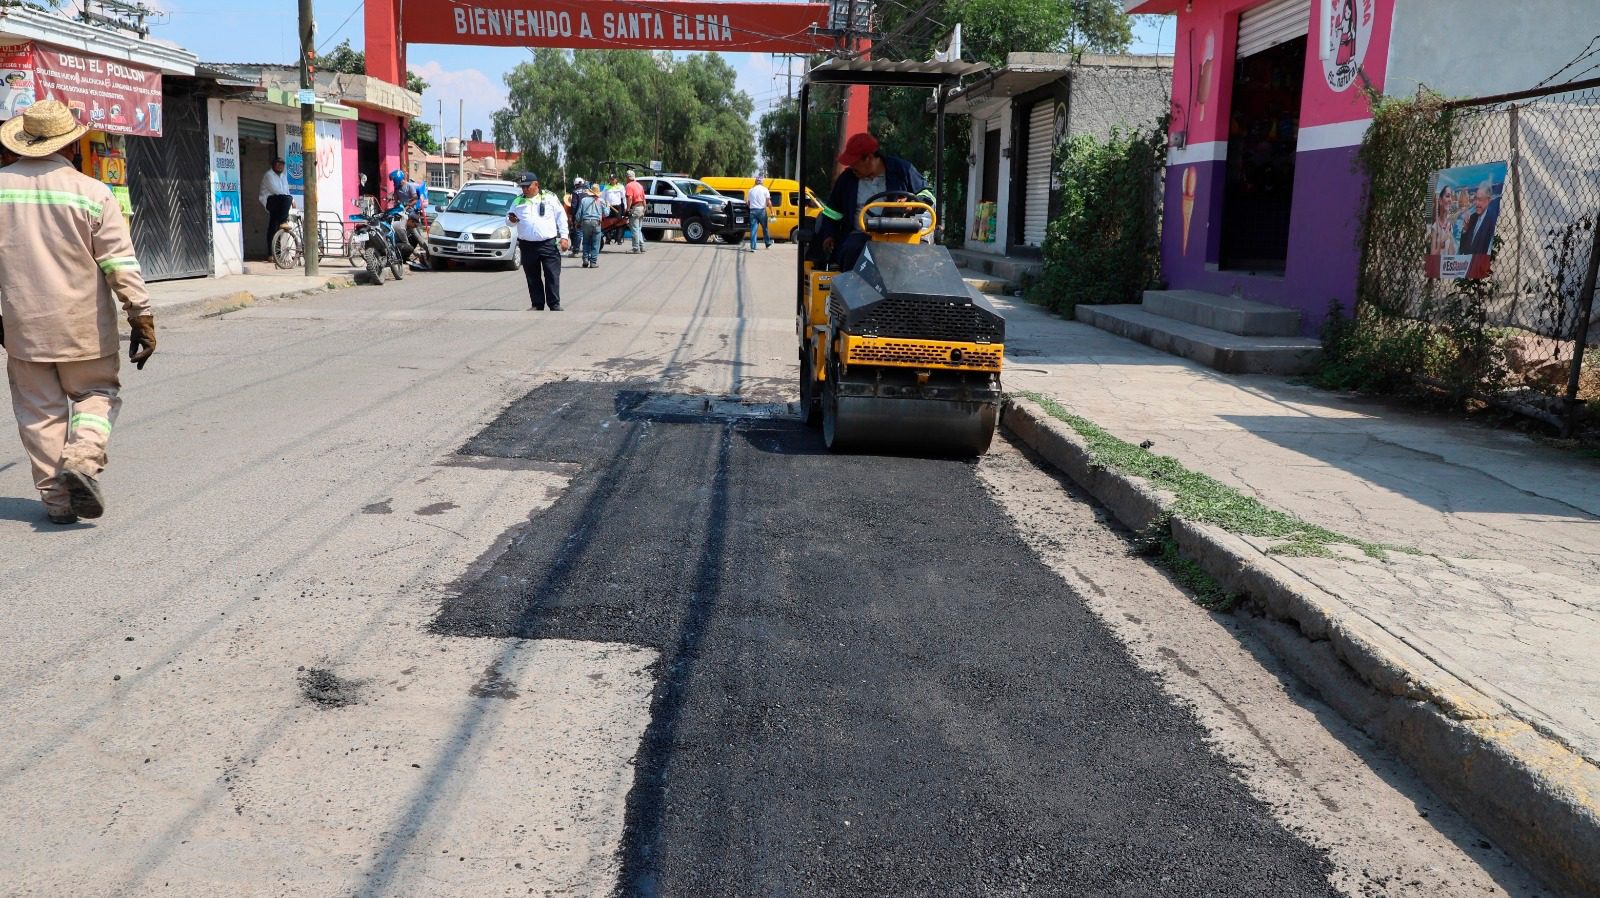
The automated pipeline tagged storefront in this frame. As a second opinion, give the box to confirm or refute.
[0,7,198,279]
[208,89,356,275]
[1126,0,1396,330]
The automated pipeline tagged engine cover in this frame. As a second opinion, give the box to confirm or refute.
[827,241,1005,344]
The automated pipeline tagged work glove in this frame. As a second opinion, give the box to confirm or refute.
[128,315,156,370]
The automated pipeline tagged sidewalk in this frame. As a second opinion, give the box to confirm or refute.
[145,263,359,317]
[990,295,1600,895]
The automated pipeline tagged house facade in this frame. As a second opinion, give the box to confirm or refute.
[945,52,1170,279]
[1125,0,1600,334]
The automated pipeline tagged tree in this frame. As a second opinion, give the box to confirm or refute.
[493,50,756,183]
[313,39,365,75]
[409,121,440,155]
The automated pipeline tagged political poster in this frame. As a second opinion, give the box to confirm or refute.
[1426,161,1508,280]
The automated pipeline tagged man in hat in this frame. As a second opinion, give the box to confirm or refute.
[0,99,155,524]
[816,132,934,269]
[258,156,293,258]
[507,172,570,310]
[623,169,647,254]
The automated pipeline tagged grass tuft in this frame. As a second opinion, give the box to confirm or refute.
[1015,391,1413,561]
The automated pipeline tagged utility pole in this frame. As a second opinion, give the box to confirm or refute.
[458,99,465,187]
[298,0,319,276]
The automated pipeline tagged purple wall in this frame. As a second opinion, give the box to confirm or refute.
[1161,144,1364,334]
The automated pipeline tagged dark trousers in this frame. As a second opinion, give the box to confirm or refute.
[265,195,293,256]
[519,238,562,309]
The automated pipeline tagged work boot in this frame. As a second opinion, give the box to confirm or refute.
[46,508,78,525]
[57,467,105,520]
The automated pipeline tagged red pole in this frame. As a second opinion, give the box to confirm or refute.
[839,38,871,169]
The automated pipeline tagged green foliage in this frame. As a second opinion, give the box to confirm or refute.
[1016,391,1412,560]
[408,120,440,156]
[1027,125,1166,316]
[314,40,366,76]
[1319,90,1516,405]
[406,70,429,95]
[494,50,754,183]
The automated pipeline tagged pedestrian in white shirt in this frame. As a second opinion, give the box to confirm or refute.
[508,172,570,311]
[258,157,293,259]
[746,174,772,251]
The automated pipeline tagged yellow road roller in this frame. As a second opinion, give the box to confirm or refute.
[794,59,1002,456]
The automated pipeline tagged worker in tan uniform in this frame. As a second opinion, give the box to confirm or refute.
[0,100,156,525]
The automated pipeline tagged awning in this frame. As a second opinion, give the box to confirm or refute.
[262,87,358,120]
[944,68,1069,115]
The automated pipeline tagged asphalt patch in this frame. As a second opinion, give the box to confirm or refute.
[297,667,361,708]
[439,381,1339,897]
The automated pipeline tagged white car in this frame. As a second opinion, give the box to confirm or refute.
[426,183,522,270]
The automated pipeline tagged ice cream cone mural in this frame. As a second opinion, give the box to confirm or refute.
[1181,166,1198,255]
[1196,30,1216,123]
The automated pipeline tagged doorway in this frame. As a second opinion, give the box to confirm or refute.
[357,120,381,203]
[1220,35,1305,272]
[237,117,278,260]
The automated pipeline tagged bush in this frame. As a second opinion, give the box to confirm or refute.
[1027,124,1166,316]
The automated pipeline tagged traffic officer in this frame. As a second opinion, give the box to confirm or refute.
[508,172,570,311]
[0,100,156,524]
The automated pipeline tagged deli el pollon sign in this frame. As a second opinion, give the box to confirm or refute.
[403,0,834,52]
[0,42,162,136]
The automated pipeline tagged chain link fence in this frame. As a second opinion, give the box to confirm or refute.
[1360,77,1600,434]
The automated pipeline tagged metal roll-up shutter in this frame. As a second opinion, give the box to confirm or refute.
[357,120,379,142]
[237,117,277,141]
[1237,0,1310,58]
[1022,101,1055,247]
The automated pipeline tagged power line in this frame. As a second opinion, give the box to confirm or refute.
[317,0,365,53]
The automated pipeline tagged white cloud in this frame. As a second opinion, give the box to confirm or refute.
[412,61,509,145]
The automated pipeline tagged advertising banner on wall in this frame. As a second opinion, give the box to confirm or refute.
[0,42,162,136]
[1426,161,1508,280]
[212,130,242,224]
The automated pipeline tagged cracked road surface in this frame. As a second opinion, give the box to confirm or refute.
[0,244,1544,896]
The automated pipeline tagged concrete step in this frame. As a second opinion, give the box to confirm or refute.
[1142,289,1303,337]
[948,247,1041,288]
[1076,304,1322,375]
[963,275,1010,295]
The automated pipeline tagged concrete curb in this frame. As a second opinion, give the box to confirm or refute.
[1001,396,1600,898]
[153,272,360,319]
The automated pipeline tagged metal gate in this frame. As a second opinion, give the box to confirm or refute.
[127,86,214,281]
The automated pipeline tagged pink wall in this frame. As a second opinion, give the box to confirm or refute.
[341,119,361,211]
[1169,0,1395,149]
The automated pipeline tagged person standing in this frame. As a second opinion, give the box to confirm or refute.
[508,172,569,310]
[746,173,773,251]
[575,182,606,269]
[258,156,293,258]
[624,169,647,254]
[603,175,625,243]
[0,100,156,524]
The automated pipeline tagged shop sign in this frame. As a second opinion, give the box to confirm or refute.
[1321,0,1375,93]
[0,42,162,136]
[212,132,242,224]
[1426,161,1507,281]
[284,124,305,197]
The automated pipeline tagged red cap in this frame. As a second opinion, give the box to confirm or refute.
[837,132,879,166]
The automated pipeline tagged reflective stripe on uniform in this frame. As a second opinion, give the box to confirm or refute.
[0,188,104,217]
[70,412,112,435]
[98,257,141,273]
[817,202,843,221]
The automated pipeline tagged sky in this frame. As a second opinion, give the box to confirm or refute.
[144,1,1175,146]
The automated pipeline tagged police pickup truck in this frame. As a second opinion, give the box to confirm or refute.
[637,175,749,244]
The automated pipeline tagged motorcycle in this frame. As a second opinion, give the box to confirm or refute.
[349,198,409,283]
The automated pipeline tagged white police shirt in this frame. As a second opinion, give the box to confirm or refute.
[509,190,569,242]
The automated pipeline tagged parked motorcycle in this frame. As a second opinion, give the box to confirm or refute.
[349,199,409,283]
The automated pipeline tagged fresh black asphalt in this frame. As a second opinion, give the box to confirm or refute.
[437,381,1340,897]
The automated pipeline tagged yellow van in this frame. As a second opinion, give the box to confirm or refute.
[702,176,819,242]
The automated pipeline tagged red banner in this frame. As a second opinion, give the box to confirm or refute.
[402,0,835,52]
[0,42,162,137]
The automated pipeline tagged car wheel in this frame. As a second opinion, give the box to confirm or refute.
[502,243,521,271]
[682,217,709,244]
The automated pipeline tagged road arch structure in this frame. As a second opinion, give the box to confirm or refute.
[364,0,867,165]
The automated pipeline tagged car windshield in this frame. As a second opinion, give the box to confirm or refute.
[674,180,722,198]
[428,190,452,205]
[448,189,516,215]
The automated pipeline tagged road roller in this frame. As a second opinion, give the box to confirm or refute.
[794,58,1001,456]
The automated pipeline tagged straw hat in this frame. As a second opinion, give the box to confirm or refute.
[1,100,89,158]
